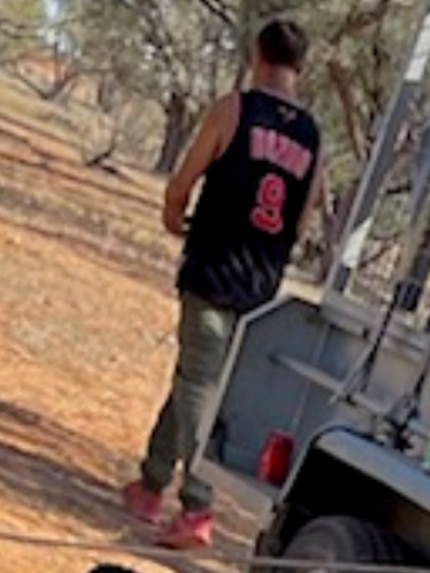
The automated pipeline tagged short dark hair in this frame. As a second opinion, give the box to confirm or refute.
[256,20,309,71]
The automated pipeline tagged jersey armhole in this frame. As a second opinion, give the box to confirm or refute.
[214,91,243,162]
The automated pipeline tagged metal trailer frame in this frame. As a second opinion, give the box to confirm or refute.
[190,0,430,524]
[325,0,430,300]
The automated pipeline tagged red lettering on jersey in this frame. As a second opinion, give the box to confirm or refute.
[288,142,312,179]
[266,130,278,164]
[250,127,313,179]
[251,173,287,234]
[251,127,266,159]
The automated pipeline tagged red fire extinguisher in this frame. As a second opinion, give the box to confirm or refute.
[258,430,294,486]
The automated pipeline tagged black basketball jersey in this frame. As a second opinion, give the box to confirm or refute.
[177,89,321,313]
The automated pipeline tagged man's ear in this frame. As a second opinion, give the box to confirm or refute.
[294,63,305,76]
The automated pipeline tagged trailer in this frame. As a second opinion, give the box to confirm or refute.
[191,2,430,568]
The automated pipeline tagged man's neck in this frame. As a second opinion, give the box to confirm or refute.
[251,67,298,102]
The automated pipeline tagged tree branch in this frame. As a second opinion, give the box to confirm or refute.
[327,58,365,160]
[10,67,78,100]
[330,0,394,44]
[197,0,236,27]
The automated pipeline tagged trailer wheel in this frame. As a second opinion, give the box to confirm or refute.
[280,516,406,573]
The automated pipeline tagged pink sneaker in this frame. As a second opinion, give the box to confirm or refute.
[122,480,163,525]
[157,510,213,549]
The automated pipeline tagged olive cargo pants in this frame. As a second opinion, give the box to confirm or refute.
[141,290,237,510]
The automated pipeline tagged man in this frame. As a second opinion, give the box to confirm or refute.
[123,18,323,550]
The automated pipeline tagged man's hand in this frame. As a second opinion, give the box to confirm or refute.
[296,148,325,242]
[162,187,188,237]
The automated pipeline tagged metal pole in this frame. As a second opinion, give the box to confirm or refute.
[324,1,430,297]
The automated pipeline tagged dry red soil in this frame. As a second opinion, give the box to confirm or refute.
[0,75,259,573]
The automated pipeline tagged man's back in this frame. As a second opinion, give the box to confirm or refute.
[178,89,321,313]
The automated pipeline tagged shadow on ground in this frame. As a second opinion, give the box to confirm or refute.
[0,399,256,573]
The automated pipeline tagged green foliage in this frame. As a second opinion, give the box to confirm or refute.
[0,0,45,61]
[293,0,421,196]
[200,0,423,195]
[70,0,235,107]
[2,0,428,186]
[0,0,44,25]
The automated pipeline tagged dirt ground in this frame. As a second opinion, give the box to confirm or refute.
[0,215,261,573]
[0,70,325,573]
[0,75,264,573]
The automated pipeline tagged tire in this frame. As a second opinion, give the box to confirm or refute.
[280,516,407,573]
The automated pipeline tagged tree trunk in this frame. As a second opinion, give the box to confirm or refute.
[327,58,365,161]
[154,92,195,174]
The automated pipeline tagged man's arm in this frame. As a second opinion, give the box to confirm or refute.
[296,148,325,241]
[162,94,238,236]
